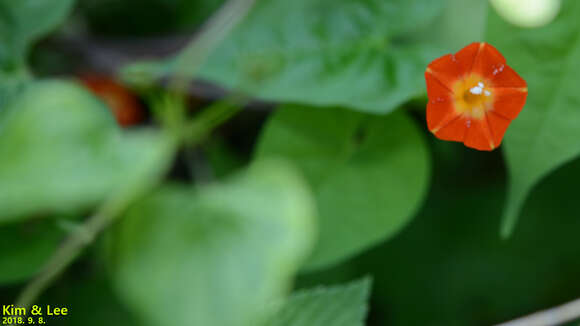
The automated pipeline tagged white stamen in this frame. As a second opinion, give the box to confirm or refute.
[470,86,483,95]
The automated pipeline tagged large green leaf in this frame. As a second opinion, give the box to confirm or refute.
[129,0,444,114]
[0,80,167,223]
[0,73,26,112]
[266,278,371,326]
[486,0,580,236]
[255,105,430,271]
[413,0,488,51]
[0,0,74,66]
[0,0,75,110]
[108,160,316,326]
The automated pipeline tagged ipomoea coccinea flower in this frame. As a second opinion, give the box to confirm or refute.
[425,42,527,151]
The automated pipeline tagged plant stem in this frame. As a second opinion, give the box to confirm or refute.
[169,0,257,91]
[495,297,580,326]
[14,95,245,310]
[185,96,245,144]
[12,0,256,312]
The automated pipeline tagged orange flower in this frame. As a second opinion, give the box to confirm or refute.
[425,42,527,151]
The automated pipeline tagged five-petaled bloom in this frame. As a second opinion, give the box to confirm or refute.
[425,42,527,151]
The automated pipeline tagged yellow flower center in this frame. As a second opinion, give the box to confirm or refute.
[452,74,494,120]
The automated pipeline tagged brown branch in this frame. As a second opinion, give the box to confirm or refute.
[495,297,580,326]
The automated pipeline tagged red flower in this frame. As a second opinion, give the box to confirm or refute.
[425,42,527,151]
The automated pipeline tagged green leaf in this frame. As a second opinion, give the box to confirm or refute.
[266,278,371,326]
[0,0,75,111]
[0,219,65,284]
[0,0,74,67]
[0,74,27,111]
[108,160,316,326]
[204,137,245,178]
[130,0,444,114]
[412,0,488,51]
[255,105,430,271]
[0,80,167,223]
[486,0,580,236]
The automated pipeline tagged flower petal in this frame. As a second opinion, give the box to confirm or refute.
[472,43,507,79]
[491,88,528,120]
[432,115,468,143]
[486,111,511,147]
[464,118,495,151]
[425,71,460,133]
[424,71,453,100]
[426,54,462,89]
[491,65,527,88]
[454,42,481,77]
[427,99,459,133]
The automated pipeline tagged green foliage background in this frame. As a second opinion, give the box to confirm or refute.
[1,0,579,325]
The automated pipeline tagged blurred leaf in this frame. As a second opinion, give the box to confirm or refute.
[413,0,488,51]
[266,278,371,326]
[108,160,316,326]
[0,80,166,223]
[0,74,26,112]
[176,0,225,29]
[81,0,224,35]
[0,219,65,284]
[0,0,74,68]
[81,0,179,36]
[255,105,430,271]
[0,0,74,111]
[41,273,141,326]
[132,0,445,114]
[486,0,580,236]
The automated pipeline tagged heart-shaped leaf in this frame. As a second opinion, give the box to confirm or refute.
[255,105,430,270]
[108,160,316,326]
